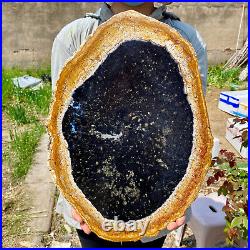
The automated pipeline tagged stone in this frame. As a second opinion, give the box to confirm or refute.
[48,10,213,241]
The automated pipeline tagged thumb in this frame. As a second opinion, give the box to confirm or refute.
[72,208,83,223]
[80,222,91,234]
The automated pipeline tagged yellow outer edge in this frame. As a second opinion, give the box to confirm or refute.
[47,10,213,242]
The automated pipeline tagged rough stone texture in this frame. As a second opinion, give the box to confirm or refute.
[62,40,193,221]
[2,2,248,67]
[24,134,56,237]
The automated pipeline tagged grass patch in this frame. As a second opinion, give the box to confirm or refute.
[5,123,46,180]
[208,65,244,89]
[7,105,37,125]
[2,66,52,180]
[2,67,52,247]
[2,67,52,124]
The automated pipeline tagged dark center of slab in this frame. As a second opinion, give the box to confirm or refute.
[62,40,193,221]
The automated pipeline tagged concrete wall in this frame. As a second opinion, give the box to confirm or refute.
[2,2,101,68]
[168,2,248,64]
[2,2,248,68]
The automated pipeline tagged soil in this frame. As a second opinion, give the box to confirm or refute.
[205,87,241,155]
[2,114,32,247]
[2,114,11,193]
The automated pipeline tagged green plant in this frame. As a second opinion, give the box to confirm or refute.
[2,67,51,247]
[207,150,248,245]
[208,65,243,89]
[2,67,52,119]
[7,104,37,125]
[6,123,45,179]
[2,67,52,180]
[21,84,52,115]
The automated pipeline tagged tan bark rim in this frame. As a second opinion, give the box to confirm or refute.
[48,10,213,242]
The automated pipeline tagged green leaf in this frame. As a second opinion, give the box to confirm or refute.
[218,186,228,196]
[242,216,248,230]
[239,208,245,214]
[226,219,231,228]
[231,217,243,228]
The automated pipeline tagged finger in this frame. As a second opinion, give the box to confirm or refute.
[72,209,83,223]
[80,222,91,234]
[167,222,177,231]
[176,216,186,227]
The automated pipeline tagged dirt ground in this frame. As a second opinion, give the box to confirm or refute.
[2,114,31,247]
[205,87,240,155]
[2,87,247,247]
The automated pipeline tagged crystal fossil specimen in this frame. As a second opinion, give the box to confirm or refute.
[48,10,213,241]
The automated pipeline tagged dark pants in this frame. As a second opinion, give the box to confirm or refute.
[77,229,166,248]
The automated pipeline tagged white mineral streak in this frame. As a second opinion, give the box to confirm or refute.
[89,127,123,141]
[100,132,123,140]
[156,158,168,169]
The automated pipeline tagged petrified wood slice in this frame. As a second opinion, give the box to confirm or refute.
[48,10,213,242]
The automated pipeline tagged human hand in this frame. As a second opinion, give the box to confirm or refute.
[166,216,186,231]
[72,208,91,234]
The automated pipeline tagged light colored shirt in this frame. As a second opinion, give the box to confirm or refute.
[51,3,206,242]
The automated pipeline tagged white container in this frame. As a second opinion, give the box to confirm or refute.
[218,90,248,117]
[188,192,227,248]
[225,118,248,158]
